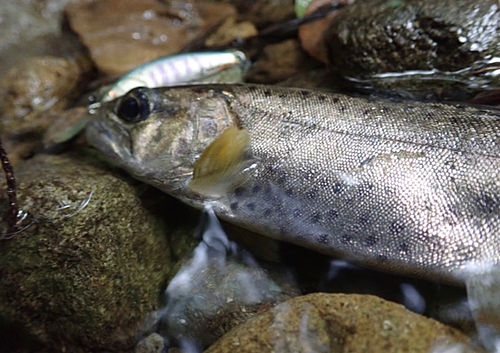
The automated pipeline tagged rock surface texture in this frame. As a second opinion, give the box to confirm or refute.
[206,293,480,353]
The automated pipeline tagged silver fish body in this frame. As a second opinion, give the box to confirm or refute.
[86,84,500,283]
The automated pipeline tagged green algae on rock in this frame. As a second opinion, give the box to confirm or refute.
[0,152,181,353]
[206,293,481,353]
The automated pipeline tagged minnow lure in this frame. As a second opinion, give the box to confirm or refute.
[100,50,248,103]
[47,51,249,148]
[86,84,500,284]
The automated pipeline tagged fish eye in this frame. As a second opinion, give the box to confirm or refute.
[116,91,150,123]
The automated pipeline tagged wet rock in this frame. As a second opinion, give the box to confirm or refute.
[277,68,341,90]
[157,209,300,349]
[0,152,181,353]
[206,293,479,353]
[324,0,500,101]
[298,0,355,64]
[0,56,91,136]
[205,17,258,47]
[135,333,165,353]
[65,0,236,76]
[247,39,307,83]
[243,0,296,27]
[0,0,79,82]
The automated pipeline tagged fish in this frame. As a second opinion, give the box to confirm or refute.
[46,51,249,149]
[99,50,248,103]
[86,84,500,284]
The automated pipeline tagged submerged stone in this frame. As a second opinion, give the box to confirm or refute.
[65,0,236,76]
[206,293,481,353]
[0,55,92,136]
[0,152,183,352]
[324,0,500,101]
[156,208,300,349]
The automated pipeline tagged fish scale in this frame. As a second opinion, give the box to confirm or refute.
[86,84,500,284]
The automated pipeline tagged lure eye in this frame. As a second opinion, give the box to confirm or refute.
[116,91,150,123]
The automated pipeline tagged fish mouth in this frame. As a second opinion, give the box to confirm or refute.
[86,117,134,168]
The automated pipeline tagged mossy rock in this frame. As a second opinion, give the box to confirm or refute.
[0,152,183,352]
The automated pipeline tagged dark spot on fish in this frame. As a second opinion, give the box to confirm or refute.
[327,209,338,220]
[252,185,261,194]
[246,202,256,211]
[285,188,294,197]
[332,182,343,194]
[265,165,276,175]
[340,106,346,112]
[341,234,352,244]
[426,112,435,120]
[311,212,322,223]
[300,90,311,97]
[277,174,287,185]
[332,97,339,103]
[449,116,460,125]
[293,208,303,218]
[317,234,329,244]
[377,254,389,263]
[234,187,245,197]
[230,202,239,211]
[391,221,404,235]
[363,109,370,116]
[300,169,315,181]
[278,93,286,98]
[365,235,378,246]
[318,95,327,101]
[307,188,318,199]
[263,208,273,217]
[477,193,499,214]
[399,242,411,255]
[263,89,272,97]
[263,186,273,201]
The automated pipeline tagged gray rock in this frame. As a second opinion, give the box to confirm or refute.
[157,209,300,349]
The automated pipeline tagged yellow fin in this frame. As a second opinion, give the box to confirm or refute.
[190,126,251,197]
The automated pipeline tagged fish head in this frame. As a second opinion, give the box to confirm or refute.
[86,86,235,195]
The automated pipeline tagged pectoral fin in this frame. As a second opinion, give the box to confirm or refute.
[190,126,251,197]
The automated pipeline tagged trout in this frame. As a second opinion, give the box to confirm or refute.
[86,84,500,283]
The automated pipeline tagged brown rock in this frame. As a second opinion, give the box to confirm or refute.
[65,0,236,76]
[247,39,306,84]
[298,0,355,64]
[205,17,258,48]
[244,0,296,27]
[0,56,90,136]
[206,293,480,353]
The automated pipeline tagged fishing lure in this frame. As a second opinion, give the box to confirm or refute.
[100,50,248,103]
